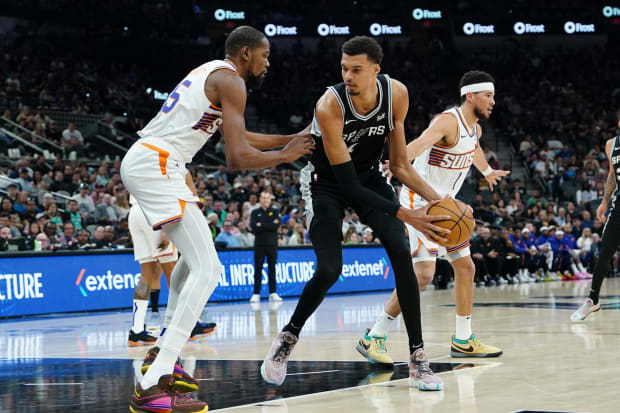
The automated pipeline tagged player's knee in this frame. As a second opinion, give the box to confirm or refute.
[316,258,342,284]
[417,270,435,288]
[386,237,410,258]
[455,260,475,281]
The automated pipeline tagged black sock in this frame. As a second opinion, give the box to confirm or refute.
[588,289,599,305]
[150,289,160,313]
[282,322,302,338]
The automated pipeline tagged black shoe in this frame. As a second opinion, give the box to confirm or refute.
[189,321,216,341]
[128,328,157,346]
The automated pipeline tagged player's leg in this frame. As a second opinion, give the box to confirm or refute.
[571,213,620,321]
[141,256,202,394]
[362,223,435,366]
[151,263,162,311]
[364,205,442,390]
[261,184,344,386]
[252,246,267,302]
[129,260,158,346]
[266,247,281,301]
[128,203,159,345]
[139,203,222,393]
[449,254,502,358]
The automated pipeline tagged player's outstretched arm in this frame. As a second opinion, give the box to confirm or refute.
[246,124,311,150]
[215,70,314,169]
[473,125,509,191]
[316,90,450,244]
[387,79,441,202]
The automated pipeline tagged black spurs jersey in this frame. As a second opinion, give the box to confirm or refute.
[610,136,620,210]
[309,74,395,178]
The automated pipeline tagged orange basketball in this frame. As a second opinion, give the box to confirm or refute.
[426,198,475,248]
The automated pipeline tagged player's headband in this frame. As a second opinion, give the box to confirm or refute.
[460,82,494,96]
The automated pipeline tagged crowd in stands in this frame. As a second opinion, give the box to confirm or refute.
[1,13,620,287]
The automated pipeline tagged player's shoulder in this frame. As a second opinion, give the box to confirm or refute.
[387,77,407,94]
[317,88,343,114]
[429,108,459,129]
[209,66,243,86]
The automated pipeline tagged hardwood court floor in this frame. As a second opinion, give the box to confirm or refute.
[1,278,619,412]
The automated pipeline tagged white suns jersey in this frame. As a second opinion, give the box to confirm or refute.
[137,59,236,163]
[404,106,479,208]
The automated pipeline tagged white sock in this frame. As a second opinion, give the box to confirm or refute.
[183,357,196,377]
[155,257,189,349]
[577,262,586,273]
[571,263,579,274]
[369,312,397,337]
[455,314,472,341]
[132,299,148,333]
[140,204,222,390]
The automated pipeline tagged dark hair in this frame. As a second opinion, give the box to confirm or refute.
[459,70,495,103]
[342,36,383,64]
[224,26,266,56]
[617,107,620,121]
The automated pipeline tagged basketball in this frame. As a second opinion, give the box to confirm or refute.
[426,198,475,248]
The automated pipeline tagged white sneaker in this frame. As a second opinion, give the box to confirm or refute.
[269,293,283,302]
[570,298,600,322]
[409,348,444,391]
[261,331,298,386]
[250,294,260,303]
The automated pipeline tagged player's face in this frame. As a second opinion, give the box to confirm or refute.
[247,38,270,90]
[472,91,495,120]
[341,54,379,96]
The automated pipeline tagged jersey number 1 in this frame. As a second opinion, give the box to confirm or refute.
[161,79,192,114]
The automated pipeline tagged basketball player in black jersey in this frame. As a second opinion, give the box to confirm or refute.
[260,36,450,391]
[571,109,620,321]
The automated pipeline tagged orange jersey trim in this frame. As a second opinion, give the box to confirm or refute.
[455,107,476,137]
[409,190,415,210]
[431,112,459,149]
[141,142,169,175]
[152,200,188,230]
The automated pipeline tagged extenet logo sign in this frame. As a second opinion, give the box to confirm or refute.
[75,268,141,297]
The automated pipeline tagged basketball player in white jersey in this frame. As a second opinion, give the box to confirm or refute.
[357,71,509,366]
[122,26,313,413]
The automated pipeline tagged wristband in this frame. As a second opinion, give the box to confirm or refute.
[481,166,493,177]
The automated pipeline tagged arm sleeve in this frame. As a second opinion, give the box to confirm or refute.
[331,160,400,216]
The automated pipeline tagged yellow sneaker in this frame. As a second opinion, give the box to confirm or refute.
[450,334,503,358]
[356,328,394,366]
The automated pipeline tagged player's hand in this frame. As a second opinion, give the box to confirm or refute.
[282,135,315,162]
[596,201,608,223]
[484,169,510,191]
[397,202,451,245]
[382,160,393,181]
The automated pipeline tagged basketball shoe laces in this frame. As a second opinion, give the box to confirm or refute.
[414,358,433,376]
[375,338,387,353]
[163,379,192,399]
[273,341,292,363]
